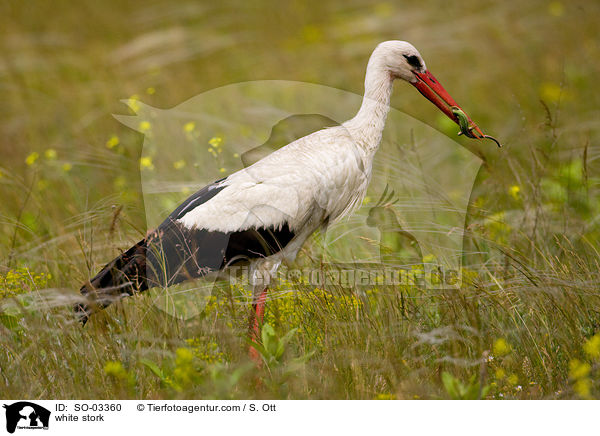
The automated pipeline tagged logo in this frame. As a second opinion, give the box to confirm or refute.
[3,402,50,434]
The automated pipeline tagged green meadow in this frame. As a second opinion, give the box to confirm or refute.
[1,0,599,399]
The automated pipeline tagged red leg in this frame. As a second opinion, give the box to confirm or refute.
[249,287,268,363]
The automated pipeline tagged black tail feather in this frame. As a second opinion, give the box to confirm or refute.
[74,218,296,324]
[75,239,148,324]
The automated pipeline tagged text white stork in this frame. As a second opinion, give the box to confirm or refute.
[75,41,492,357]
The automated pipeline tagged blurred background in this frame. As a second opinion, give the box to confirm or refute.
[1,0,599,399]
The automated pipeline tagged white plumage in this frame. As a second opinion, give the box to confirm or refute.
[178,128,369,234]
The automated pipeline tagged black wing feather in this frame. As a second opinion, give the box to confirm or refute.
[76,177,296,322]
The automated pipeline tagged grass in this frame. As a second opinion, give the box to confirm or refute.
[1,0,600,399]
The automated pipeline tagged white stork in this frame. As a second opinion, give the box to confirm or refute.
[76,41,491,357]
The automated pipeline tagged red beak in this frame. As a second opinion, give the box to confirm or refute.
[411,70,485,139]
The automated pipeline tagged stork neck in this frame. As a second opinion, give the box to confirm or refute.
[344,65,394,153]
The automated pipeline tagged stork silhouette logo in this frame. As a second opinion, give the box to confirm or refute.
[115,80,482,320]
[2,402,50,433]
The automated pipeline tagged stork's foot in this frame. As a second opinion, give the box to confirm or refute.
[248,287,268,365]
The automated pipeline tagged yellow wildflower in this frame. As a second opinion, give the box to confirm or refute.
[173,347,196,386]
[540,82,562,103]
[569,359,591,379]
[583,334,600,360]
[62,163,72,172]
[127,94,141,113]
[422,254,436,263]
[44,149,57,160]
[493,338,511,356]
[494,368,506,379]
[183,122,196,133]
[140,156,154,170]
[173,160,186,170]
[106,135,120,149]
[146,87,156,95]
[208,136,222,148]
[139,121,151,132]
[104,361,127,379]
[25,152,39,166]
[508,185,520,200]
[219,167,226,173]
[574,378,592,399]
[175,347,194,366]
[507,374,519,385]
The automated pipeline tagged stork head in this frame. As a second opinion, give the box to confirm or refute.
[371,40,427,82]
[372,40,486,140]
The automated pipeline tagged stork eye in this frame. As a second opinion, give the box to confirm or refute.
[403,54,422,70]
